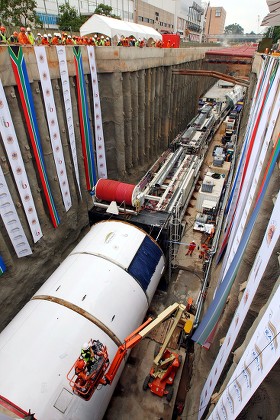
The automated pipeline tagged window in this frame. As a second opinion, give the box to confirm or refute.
[36,12,58,25]
[155,12,159,17]
[138,16,143,21]
[215,9,221,17]
[143,17,149,23]
[149,19,154,24]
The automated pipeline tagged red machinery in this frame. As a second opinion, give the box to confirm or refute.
[67,302,192,401]
[143,348,182,401]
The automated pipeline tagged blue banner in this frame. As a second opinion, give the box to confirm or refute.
[0,255,6,275]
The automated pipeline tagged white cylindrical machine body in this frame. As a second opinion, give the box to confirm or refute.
[0,221,165,419]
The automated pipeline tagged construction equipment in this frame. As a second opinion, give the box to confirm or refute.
[143,299,195,401]
[67,301,193,401]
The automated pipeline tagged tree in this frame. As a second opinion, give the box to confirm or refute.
[57,3,87,32]
[0,0,42,27]
[94,3,121,20]
[263,26,280,44]
[224,23,244,35]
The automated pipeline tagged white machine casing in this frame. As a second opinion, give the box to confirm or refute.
[0,220,165,419]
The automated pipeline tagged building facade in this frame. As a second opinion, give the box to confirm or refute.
[35,0,207,42]
[204,6,226,42]
[36,0,134,28]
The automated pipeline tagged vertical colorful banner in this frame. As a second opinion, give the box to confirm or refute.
[0,255,6,275]
[56,45,82,197]
[217,58,278,265]
[8,46,60,228]
[34,46,72,212]
[0,165,32,257]
[192,134,280,346]
[221,60,280,274]
[209,285,280,420]
[197,192,280,419]
[87,46,107,179]
[73,46,97,191]
[0,79,42,243]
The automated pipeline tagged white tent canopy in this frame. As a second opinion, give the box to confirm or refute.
[80,14,162,41]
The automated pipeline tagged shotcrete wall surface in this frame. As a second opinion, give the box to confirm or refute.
[0,45,221,332]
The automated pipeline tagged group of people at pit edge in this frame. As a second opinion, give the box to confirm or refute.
[0,26,174,48]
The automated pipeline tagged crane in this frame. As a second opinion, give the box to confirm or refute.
[67,301,193,401]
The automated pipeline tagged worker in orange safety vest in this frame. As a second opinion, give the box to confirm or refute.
[18,27,31,45]
[186,241,196,256]
[199,244,209,260]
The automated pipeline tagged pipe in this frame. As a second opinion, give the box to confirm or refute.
[165,158,197,213]
[93,201,138,215]
[154,147,185,188]
[172,69,250,88]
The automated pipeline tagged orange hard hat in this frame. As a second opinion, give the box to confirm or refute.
[20,27,26,32]
[0,26,5,32]
[76,359,85,370]
[13,31,18,36]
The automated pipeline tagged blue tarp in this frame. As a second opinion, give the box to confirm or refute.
[128,236,162,291]
[0,255,6,276]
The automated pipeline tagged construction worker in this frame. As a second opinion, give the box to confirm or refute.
[47,33,52,44]
[76,36,84,45]
[51,33,60,45]
[81,342,95,371]
[105,37,111,46]
[61,32,67,44]
[66,35,74,45]
[18,27,31,45]
[186,241,196,256]
[26,27,35,45]
[74,357,89,380]
[199,244,209,260]
[0,26,7,44]
[99,35,105,46]
[35,33,42,45]
[8,31,18,44]
[41,34,49,46]
[88,37,95,46]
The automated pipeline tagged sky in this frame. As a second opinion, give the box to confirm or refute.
[209,0,270,33]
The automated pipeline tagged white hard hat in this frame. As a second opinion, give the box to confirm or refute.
[82,342,89,350]
[68,35,71,38]
[37,33,41,36]
[43,34,47,38]
[48,33,52,37]
[101,35,104,38]
[27,27,31,31]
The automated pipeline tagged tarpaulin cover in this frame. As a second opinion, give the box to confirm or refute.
[128,236,162,291]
